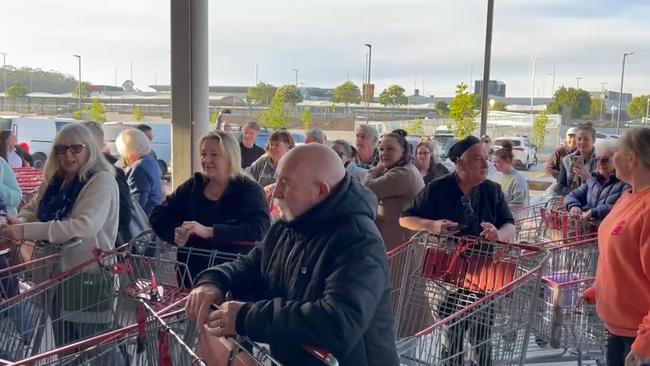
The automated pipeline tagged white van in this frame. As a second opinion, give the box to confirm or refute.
[103,122,171,176]
[0,116,81,168]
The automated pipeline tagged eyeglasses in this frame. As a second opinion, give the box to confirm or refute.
[334,151,348,158]
[596,157,611,164]
[54,144,86,155]
[480,139,490,144]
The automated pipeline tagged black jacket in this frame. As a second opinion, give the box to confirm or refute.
[150,173,270,283]
[195,175,399,366]
[103,153,132,244]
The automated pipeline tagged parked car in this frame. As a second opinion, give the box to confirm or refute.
[595,132,619,140]
[0,116,81,168]
[103,121,171,176]
[493,136,537,170]
[231,128,305,148]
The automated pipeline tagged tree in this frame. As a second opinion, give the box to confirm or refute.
[472,94,482,109]
[406,119,425,136]
[547,86,592,119]
[72,110,85,120]
[448,83,478,139]
[491,101,508,111]
[434,101,449,117]
[247,82,277,106]
[88,99,107,123]
[72,81,91,98]
[210,109,220,127]
[133,106,145,122]
[259,94,289,130]
[379,85,408,107]
[533,112,549,149]
[6,82,27,98]
[301,109,313,130]
[275,85,303,106]
[590,98,606,120]
[0,66,78,94]
[628,95,650,120]
[332,82,361,105]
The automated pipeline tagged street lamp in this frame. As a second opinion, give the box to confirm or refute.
[364,43,372,106]
[73,54,82,111]
[600,82,608,122]
[530,57,541,121]
[646,97,650,124]
[293,68,299,87]
[617,52,634,133]
[576,77,583,89]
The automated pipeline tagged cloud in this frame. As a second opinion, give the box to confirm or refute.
[1,0,648,97]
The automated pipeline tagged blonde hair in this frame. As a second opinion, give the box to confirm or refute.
[594,139,617,157]
[43,124,114,183]
[200,131,245,178]
[116,128,152,159]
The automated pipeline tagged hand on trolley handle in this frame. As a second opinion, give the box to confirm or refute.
[175,221,213,247]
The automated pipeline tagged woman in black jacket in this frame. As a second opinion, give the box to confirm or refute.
[150,131,270,286]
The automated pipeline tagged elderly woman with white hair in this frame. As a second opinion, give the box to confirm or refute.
[564,139,629,222]
[116,128,163,215]
[1,123,119,347]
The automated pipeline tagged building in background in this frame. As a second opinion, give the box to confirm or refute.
[474,80,506,97]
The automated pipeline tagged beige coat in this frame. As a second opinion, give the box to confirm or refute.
[17,170,119,271]
[365,163,424,250]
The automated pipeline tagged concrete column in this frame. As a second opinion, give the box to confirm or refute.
[170,0,210,188]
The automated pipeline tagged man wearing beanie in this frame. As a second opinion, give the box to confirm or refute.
[399,135,516,365]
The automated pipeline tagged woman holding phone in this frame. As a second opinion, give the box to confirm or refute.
[556,124,598,195]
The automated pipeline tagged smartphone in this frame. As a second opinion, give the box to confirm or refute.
[449,224,468,233]
[571,155,585,167]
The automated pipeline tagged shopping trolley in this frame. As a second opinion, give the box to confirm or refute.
[5,298,204,366]
[514,204,596,243]
[12,168,43,209]
[526,277,606,365]
[94,232,255,311]
[393,233,549,365]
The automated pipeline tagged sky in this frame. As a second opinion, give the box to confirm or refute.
[2,0,649,97]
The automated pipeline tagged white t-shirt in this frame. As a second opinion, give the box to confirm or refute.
[7,149,22,168]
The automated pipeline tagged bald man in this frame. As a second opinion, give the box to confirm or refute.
[186,144,398,366]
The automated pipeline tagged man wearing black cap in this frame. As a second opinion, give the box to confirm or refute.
[399,136,515,365]
[400,135,515,241]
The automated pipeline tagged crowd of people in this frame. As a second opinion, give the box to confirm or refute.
[0,118,648,365]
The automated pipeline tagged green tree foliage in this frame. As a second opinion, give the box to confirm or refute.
[533,112,549,149]
[72,110,85,120]
[133,106,145,122]
[301,109,313,130]
[627,95,650,120]
[210,109,220,127]
[275,85,303,106]
[379,85,408,107]
[547,87,592,119]
[247,82,277,106]
[448,83,478,139]
[89,99,107,123]
[73,82,91,98]
[434,101,449,117]
[590,98,606,120]
[0,66,78,94]
[259,94,289,130]
[491,101,508,111]
[472,94,482,109]
[406,119,425,136]
[6,82,27,98]
[332,82,361,105]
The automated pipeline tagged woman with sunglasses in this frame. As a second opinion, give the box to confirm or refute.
[0,124,119,346]
[565,139,629,222]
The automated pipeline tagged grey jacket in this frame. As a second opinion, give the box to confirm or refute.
[246,155,276,187]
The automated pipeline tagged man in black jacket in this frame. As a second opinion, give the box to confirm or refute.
[186,144,398,366]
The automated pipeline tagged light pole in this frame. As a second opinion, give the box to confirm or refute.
[611,106,617,124]
[479,0,494,136]
[646,98,650,124]
[550,66,556,97]
[1,52,7,95]
[73,54,82,111]
[617,52,634,133]
[255,62,259,85]
[600,82,608,122]
[293,69,299,87]
[364,43,372,106]
[130,61,133,82]
[576,77,583,89]
[530,57,541,121]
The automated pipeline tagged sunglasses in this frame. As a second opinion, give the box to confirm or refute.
[596,157,611,164]
[54,144,86,155]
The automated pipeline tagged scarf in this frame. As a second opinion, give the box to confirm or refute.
[37,174,88,222]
